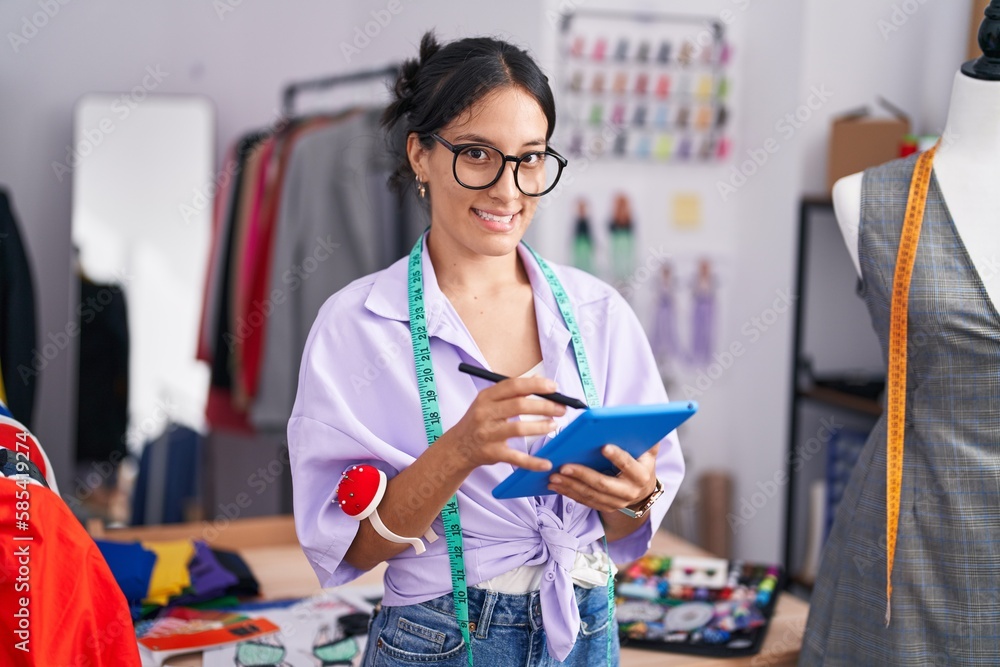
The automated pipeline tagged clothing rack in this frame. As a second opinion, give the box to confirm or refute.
[281,64,401,118]
[281,62,416,259]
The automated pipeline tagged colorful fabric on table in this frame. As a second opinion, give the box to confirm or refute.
[96,539,157,619]
[142,539,196,606]
[0,479,140,666]
[171,540,239,605]
[210,548,260,597]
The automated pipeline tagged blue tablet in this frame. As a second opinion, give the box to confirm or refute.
[492,401,697,500]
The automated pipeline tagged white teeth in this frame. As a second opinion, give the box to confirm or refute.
[475,208,514,223]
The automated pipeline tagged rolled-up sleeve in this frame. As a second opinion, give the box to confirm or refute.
[287,291,406,588]
[288,415,397,587]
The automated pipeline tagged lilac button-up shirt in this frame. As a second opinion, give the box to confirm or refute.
[288,239,685,660]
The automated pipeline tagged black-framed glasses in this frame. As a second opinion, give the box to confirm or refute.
[430,133,567,196]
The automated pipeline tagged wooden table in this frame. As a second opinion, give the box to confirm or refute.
[99,516,808,666]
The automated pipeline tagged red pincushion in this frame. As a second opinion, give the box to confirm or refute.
[335,464,386,520]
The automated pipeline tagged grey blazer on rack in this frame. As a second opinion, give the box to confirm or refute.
[251,109,423,430]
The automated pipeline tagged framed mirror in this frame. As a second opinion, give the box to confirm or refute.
[71,94,214,524]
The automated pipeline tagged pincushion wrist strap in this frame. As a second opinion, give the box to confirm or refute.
[368,507,439,555]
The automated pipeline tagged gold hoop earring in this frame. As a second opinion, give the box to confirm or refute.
[415,176,427,199]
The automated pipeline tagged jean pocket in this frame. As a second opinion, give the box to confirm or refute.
[578,588,612,638]
[374,606,467,665]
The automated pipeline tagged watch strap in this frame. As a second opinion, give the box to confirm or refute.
[618,478,664,519]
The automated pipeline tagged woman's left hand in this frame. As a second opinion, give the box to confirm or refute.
[547,443,658,513]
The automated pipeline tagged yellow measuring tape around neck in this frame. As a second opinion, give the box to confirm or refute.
[885,144,937,625]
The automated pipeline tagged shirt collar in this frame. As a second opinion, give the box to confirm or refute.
[363,232,607,373]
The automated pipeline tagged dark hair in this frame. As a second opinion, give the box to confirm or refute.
[382,31,557,194]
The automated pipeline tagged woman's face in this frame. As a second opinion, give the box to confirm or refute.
[409,85,549,259]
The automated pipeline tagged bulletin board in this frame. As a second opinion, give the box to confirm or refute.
[557,10,733,164]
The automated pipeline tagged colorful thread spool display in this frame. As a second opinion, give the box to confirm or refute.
[558,11,734,163]
[615,554,783,658]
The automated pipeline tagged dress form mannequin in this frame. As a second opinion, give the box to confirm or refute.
[833,3,1000,308]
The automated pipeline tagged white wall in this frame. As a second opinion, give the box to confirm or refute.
[0,0,976,562]
[797,0,970,196]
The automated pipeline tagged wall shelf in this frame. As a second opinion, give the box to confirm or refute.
[782,198,884,589]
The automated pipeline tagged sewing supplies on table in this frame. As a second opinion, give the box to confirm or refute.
[615,554,783,658]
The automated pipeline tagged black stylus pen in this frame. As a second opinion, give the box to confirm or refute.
[457,363,589,410]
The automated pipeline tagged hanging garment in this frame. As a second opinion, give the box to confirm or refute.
[208,132,269,394]
[0,478,141,666]
[0,189,37,430]
[75,275,129,467]
[130,424,201,525]
[689,272,716,367]
[203,132,268,432]
[650,269,682,367]
[233,115,343,408]
[197,143,239,365]
[251,109,423,430]
[801,154,1000,665]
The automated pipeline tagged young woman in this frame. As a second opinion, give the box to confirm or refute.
[288,32,685,666]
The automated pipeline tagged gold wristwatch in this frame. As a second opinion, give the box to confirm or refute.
[618,478,664,519]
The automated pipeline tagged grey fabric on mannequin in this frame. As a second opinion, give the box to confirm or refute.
[801,153,1000,665]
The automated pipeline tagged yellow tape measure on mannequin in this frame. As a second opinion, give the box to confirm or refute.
[885,144,937,625]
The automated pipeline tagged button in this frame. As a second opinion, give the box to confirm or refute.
[565,501,575,513]
[468,622,477,633]
[377,639,383,648]
[545,571,556,582]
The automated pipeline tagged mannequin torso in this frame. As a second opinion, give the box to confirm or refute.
[833,71,1000,310]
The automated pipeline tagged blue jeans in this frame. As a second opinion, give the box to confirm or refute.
[361,585,620,666]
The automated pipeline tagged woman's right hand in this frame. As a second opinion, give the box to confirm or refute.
[443,376,567,473]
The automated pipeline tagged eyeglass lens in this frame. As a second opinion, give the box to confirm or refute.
[454,146,560,195]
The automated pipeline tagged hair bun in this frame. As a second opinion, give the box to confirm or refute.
[417,31,440,65]
[392,32,440,102]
